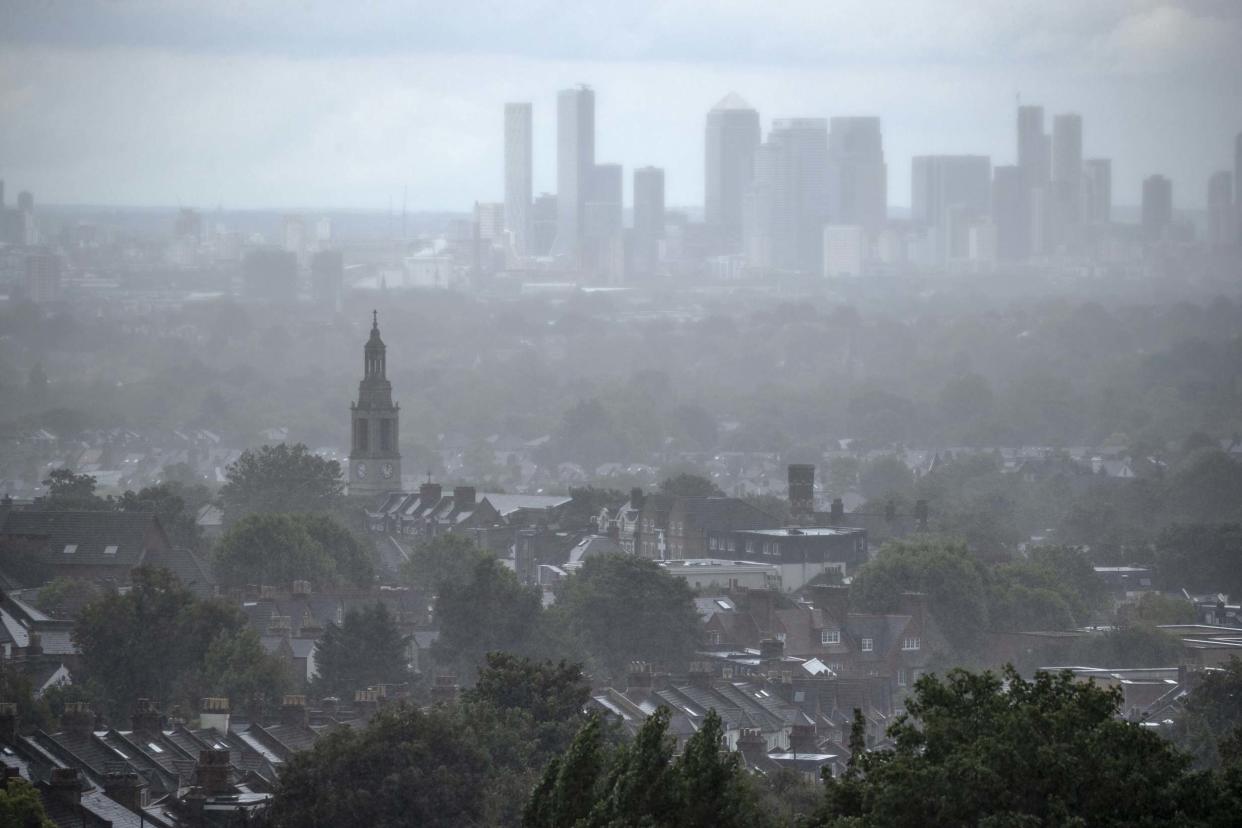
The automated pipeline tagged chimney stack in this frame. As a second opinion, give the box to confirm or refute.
[788,464,815,520]
[47,767,82,806]
[196,749,231,795]
[60,702,94,738]
[0,702,17,745]
[759,638,785,667]
[131,698,163,735]
[630,488,645,509]
[419,482,442,507]
[789,723,818,755]
[453,486,476,510]
[687,661,712,689]
[830,498,844,525]
[736,728,768,766]
[103,769,146,812]
[280,695,308,727]
[353,688,380,718]
[199,697,231,734]
[626,662,653,696]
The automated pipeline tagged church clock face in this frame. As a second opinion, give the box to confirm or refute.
[354,462,368,480]
[381,462,395,480]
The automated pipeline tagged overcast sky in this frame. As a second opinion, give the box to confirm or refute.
[1,0,1239,212]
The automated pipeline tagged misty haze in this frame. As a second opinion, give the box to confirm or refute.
[1,1,1241,826]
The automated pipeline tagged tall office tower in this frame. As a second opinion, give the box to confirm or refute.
[744,119,830,275]
[282,215,307,267]
[912,155,992,262]
[1083,159,1112,225]
[1051,113,1083,250]
[1017,105,1051,254]
[1235,132,1242,243]
[632,166,665,278]
[504,102,533,256]
[530,194,557,256]
[311,249,344,310]
[23,248,61,303]
[584,163,623,283]
[705,93,761,252]
[553,86,595,264]
[992,165,1028,261]
[827,117,887,233]
[1141,175,1173,241]
[1207,171,1233,247]
[474,202,505,242]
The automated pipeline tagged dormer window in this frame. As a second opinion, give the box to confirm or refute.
[862,638,874,652]
[821,629,840,645]
[63,544,77,555]
[902,637,921,651]
[104,545,118,555]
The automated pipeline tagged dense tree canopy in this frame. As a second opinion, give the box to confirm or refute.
[551,554,700,682]
[74,567,289,718]
[117,481,209,550]
[0,778,54,828]
[814,667,1215,827]
[433,557,542,679]
[401,533,495,592]
[213,512,374,589]
[313,603,411,698]
[218,442,344,519]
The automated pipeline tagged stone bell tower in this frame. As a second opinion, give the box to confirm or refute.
[349,311,400,495]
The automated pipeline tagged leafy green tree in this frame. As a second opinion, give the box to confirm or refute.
[270,703,492,828]
[676,709,766,828]
[591,706,677,824]
[197,627,292,717]
[213,512,373,589]
[1124,591,1197,626]
[1155,523,1242,595]
[433,558,542,677]
[401,533,494,592]
[850,538,987,655]
[858,455,915,501]
[525,713,606,828]
[814,667,1212,827]
[74,567,283,718]
[31,577,105,619]
[658,473,725,498]
[40,468,109,510]
[551,554,700,682]
[0,777,54,827]
[313,603,410,698]
[117,482,206,550]
[218,443,343,520]
[1174,658,1242,769]
[462,653,589,759]
[1070,624,1184,669]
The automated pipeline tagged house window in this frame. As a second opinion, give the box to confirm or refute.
[103,545,118,555]
[902,637,921,651]
[829,663,843,674]
[62,544,77,555]
[861,638,874,652]
[708,630,721,646]
[821,629,840,645]
[897,669,907,686]
[709,537,718,551]
[775,632,786,642]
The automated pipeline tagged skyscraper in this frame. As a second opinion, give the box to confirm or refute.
[1207,171,1233,247]
[632,166,665,278]
[744,118,830,275]
[553,86,595,265]
[584,163,623,283]
[1051,113,1083,249]
[1083,159,1112,225]
[827,117,887,233]
[1141,175,1173,242]
[992,165,1028,261]
[913,155,992,262]
[504,102,533,256]
[1017,105,1051,255]
[705,93,761,252]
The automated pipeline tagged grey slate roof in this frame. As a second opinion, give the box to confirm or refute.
[0,510,165,567]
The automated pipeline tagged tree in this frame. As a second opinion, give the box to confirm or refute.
[1125,591,1197,626]
[313,603,410,698]
[213,513,373,589]
[525,713,606,828]
[551,554,700,682]
[676,709,766,828]
[1175,657,1242,769]
[218,443,343,519]
[1154,523,1242,596]
[74,567,284,718]
[850,539,987,655]
[117,482,205,550]
[1069,623,1184,669]
[658,473,724,498]
[401,534,494,592]
[813,666,1213,827]
[0,777,54,828]
[197,627,292,717]
[433,558,542,677]
[858,455,915,501]
[269,703,492,828]
[40,468,108,510]
[463,653,590,760]
[31,577,105,619]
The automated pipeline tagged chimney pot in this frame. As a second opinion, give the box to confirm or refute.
[453,486,476,509]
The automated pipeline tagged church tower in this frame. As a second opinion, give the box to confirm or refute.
[349,311,400,495]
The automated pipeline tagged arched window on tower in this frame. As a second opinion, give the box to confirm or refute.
[380,419,392,451]
[355,418,369,451]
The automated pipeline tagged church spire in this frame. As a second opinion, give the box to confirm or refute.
[365,311,386,379]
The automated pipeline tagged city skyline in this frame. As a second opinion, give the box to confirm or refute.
[1,1,1240,211]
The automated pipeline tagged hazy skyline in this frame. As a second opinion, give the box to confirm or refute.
[2,0,1239,211]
